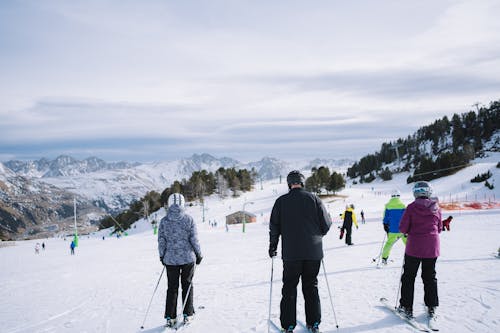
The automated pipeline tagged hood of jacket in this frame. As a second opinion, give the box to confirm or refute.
[166,204,185,221]
[412,198,439,216]
[386,197,405,209]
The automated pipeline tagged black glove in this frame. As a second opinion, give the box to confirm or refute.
[383,224,389,233]
[196,254,203,265]
[268,243,277,258]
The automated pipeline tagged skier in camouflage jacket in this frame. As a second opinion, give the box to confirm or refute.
[158,193,202,325]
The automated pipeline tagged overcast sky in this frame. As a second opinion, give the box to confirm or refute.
[1,0,499,163]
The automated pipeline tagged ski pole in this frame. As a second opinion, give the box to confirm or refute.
[140,266,165,329]
[394,254,405,309]
[321,259,339,330]
[180,263,197,319]
[268,256,275,333]
[373,232,387,265]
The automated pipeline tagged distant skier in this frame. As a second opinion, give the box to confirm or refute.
[341,204,358,245]
[381,190,406,265]
[442,216,453,231]
[269,170,332,333]
[398,181,442,329]
[70,240,75,255]
[158,193,203,328]
[42,242,45,250]
[35,243,40,254]
[360,210,366,224]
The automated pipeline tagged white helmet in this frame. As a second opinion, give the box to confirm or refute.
[167,193,185,207]
[391,189,401,198]
[413,181,432,199]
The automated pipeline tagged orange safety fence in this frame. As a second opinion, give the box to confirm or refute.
[439,201,500,210]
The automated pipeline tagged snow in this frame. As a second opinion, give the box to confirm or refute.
[1,154,499,333]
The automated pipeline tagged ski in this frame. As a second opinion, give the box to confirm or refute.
[269,319,284,332]
[298,320,321,332]
[427,316,439,331]
[375,259,394,269]
[380,297,430,332]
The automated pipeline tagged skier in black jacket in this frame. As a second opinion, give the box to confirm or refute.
[269,170,332,333]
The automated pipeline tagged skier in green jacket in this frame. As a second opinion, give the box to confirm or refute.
[381,190,406,264]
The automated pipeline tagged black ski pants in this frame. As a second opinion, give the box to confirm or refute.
[280,260,321,330]
[400,254,438,310]
[165,263,195,319]
[344,223,353,245]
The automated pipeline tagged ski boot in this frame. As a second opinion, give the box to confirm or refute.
[381,258,388,265]
[165,317,176,328]
[307,322,320,333]
[183,314,194,325]
[428,306,438,330]
[281,325,294,332]
[396,305,413,320]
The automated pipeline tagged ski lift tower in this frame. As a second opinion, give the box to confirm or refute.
[392,143,402,170]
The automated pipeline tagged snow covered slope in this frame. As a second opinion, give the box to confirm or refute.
[1,155,499,333]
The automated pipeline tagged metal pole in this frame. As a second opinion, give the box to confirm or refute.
[180,264,197,317]
[394,255,405,309]
[242,201,254,233]
[202,200,205,223]
[373,233,387,266]
[321,259,339,330]
[268,257,275,333]
[73,198,78,247]
[242,210,246,233]
[140,266,165,329]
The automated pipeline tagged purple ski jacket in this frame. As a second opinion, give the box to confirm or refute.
[399,198,442,258]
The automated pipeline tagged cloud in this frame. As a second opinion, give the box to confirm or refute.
[256,69,500,99]
[0,1,499,162]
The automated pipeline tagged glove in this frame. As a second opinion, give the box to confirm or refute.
[196,254,203,265]
[268,243,277,258]
[356,225,359,229]
[339,228,344,239]
[383,224,389,233]
[160,256,164,265]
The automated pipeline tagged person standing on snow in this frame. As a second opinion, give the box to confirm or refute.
[442,216,453,231]
[381,190,406,265]
[70,240,75,255]
[158,193,203,328]
[341,204,358,245]
[269,170,332,333]
[398,181,442,326]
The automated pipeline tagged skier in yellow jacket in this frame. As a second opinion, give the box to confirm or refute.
[341,204,358,245]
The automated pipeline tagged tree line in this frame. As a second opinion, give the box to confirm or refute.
[347,100,500,183]
[99,167,257,231]
[304,166,345,194]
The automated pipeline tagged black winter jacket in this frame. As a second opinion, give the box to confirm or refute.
[269,188,332,260]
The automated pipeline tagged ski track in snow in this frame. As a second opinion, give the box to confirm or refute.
[1,158,500,333]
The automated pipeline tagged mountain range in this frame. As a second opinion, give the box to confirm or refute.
[0,153,352,240]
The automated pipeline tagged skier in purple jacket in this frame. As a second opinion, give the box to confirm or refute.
[398,181,442,326]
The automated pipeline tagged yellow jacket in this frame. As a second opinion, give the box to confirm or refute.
[341,207,358,228]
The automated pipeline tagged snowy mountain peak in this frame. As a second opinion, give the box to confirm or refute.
[3,155,137,178]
